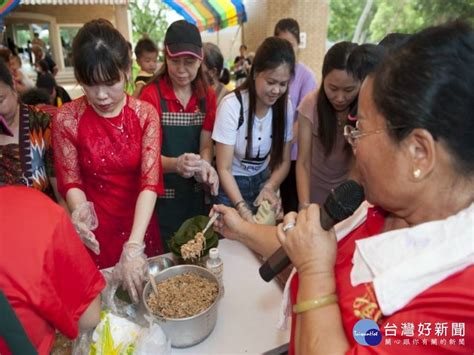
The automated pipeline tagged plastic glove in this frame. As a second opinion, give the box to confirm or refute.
[235,201,254,222]
[253,200,277,225]
[254,185,282,217]
[71,201,100,255]
[176,153,203,178]
[194,160,219,196]
[113,241,148,304]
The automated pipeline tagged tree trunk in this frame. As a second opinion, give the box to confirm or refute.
[352,0,374,43]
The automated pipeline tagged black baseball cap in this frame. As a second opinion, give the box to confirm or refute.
[164,20,203,60]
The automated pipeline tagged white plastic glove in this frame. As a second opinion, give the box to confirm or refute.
[254,185,282,217]
[194,160,219,196]
[235,200,254,223]
[71,201,100,255]
[176,153,203,178]
[113,241,148,304]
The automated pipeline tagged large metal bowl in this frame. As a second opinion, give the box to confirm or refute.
[142,265,220,348]
[148,256,175,278]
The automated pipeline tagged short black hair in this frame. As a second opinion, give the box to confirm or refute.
[36,73,57,95]
[347,44,385,82]
[134,37,158,58]
[36,59,50,73]
[378,32,412,53]
[373,21,474,175]
[21,88,51,105]
[0,58,14,89]
[274,18,300,44]
[72,19,130,85]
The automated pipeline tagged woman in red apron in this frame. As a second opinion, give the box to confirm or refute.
[140,20,218,249]
[53,19,163,303]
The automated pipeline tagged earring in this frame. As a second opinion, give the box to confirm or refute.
[413,168,421,179]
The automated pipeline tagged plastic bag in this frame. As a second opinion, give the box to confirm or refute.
[134,317,171,355]
[90,311,140,355]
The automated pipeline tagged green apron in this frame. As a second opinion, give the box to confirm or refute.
[155,82,207,250]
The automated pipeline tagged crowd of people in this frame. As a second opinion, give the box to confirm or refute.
[0,15,473,355]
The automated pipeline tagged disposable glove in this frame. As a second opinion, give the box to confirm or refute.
[113,241,148,304]
[254,185,282,217]
[71,201,100,255]
[176,153,203,178]
[194,160,219,196]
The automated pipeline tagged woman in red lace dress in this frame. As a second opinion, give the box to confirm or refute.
[52,19,163,303]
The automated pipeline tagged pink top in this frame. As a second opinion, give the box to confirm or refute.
[297,90,351,204]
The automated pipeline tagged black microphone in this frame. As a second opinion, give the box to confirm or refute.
[259,180,365,282]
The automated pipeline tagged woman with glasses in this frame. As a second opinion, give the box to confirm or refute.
[212,21,474,354]
[296,42,360,207]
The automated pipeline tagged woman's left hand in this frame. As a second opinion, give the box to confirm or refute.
[276,205,338,277]
[254,185,282,217]
[194,160,219,196]
[113,241,148,303]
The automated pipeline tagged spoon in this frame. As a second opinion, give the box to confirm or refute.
[149,274,159,298]
[202,213,220,235]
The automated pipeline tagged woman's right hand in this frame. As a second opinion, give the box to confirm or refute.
[211,204,247,240]
[72,201,100,254]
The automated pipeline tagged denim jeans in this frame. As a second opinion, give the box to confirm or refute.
[215,169,270,213]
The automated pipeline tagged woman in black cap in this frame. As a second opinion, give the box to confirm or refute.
[140,20,218,248]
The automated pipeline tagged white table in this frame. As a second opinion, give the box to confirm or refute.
[171,239,290,354]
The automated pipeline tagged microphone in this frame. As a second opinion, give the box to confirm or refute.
[258,180,365,282]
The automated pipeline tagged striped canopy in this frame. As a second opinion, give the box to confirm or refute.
[163,0,247,32]
[0,0,20,18]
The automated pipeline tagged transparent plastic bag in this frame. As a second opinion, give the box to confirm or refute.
[135,317,171,355]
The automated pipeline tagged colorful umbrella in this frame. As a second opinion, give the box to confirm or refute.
[0,0,20,19]
[163,0,247,32]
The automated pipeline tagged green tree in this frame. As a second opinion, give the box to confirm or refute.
[129,0,169,45]
[328,0,368,42]
[328,0,474,43]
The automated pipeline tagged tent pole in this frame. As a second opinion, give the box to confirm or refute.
[241,23,245,45]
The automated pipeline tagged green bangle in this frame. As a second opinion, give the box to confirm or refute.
[293,294,338,314]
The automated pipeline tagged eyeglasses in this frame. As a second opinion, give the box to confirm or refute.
[343,124,407,146]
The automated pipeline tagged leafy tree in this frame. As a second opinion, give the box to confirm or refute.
[328,0,474,43]
[328,0,368,42]
[129,0,169,45]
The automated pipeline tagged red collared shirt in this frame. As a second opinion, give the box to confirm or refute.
[140,75,217,132]
[289,207,474,354]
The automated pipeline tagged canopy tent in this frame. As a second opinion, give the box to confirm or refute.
[0,0,21,18]
[163,0,246,32]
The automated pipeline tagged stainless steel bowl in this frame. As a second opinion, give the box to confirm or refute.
[142,265,220,348]
[148,256,175,277]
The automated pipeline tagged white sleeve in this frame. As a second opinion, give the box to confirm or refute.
[212,93,241,145]
[284,99,294,142]
[21,70,35,88]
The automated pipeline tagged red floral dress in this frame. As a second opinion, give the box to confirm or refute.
[52,95,164,269]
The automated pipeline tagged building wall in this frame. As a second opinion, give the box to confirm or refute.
[14,4,116,25]
[243,0,329,83]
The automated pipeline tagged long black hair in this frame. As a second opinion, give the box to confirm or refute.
[72,19,130,86]
[238,37,295,171]
[317,41,358,156]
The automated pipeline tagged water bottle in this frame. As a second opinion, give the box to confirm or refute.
[206,247,224,298]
